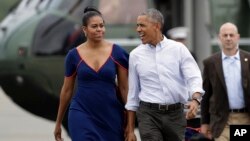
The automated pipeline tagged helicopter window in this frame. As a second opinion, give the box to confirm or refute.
[31,0,94,56]
[32,15,77,56]
[99,0,147,24]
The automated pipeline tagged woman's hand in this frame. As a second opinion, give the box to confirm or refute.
[201,124,213,139]
[54,124,64,141]
[125,130,137,141]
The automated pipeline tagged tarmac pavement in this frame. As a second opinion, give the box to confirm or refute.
[0,87,70,141]
[0,87,141,141]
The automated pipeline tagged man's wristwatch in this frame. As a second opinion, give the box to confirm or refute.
[192,97,202,105]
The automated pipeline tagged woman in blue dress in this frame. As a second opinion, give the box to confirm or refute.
[54,7,129,141]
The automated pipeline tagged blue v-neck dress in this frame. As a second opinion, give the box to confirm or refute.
[65,44,129,141]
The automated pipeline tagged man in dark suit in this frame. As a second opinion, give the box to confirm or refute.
[200,22,250,141]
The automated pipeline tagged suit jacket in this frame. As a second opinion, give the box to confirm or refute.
[201,50,250,138]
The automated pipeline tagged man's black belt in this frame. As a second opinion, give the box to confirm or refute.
[140,101,183,111]
[229,108,247,113]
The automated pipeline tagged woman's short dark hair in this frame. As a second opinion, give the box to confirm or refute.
[82,6,103,26]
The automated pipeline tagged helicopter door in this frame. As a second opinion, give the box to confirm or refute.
[29,0,92,97]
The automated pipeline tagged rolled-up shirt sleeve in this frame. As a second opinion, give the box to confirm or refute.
[180,45,205,98]
[125,53,140,111]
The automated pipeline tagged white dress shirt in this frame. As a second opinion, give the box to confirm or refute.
[125,36,204,111]
[222,50,245,109]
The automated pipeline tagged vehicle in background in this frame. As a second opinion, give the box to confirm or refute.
[0,0,155,132]
[0,0,20,21]
[0,0,249,138]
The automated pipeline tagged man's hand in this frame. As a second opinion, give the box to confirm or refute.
[186,100,199,119]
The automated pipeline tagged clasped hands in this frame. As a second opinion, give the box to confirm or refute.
[186,100,199,119]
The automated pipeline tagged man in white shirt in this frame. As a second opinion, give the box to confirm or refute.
[125,8,204,141]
